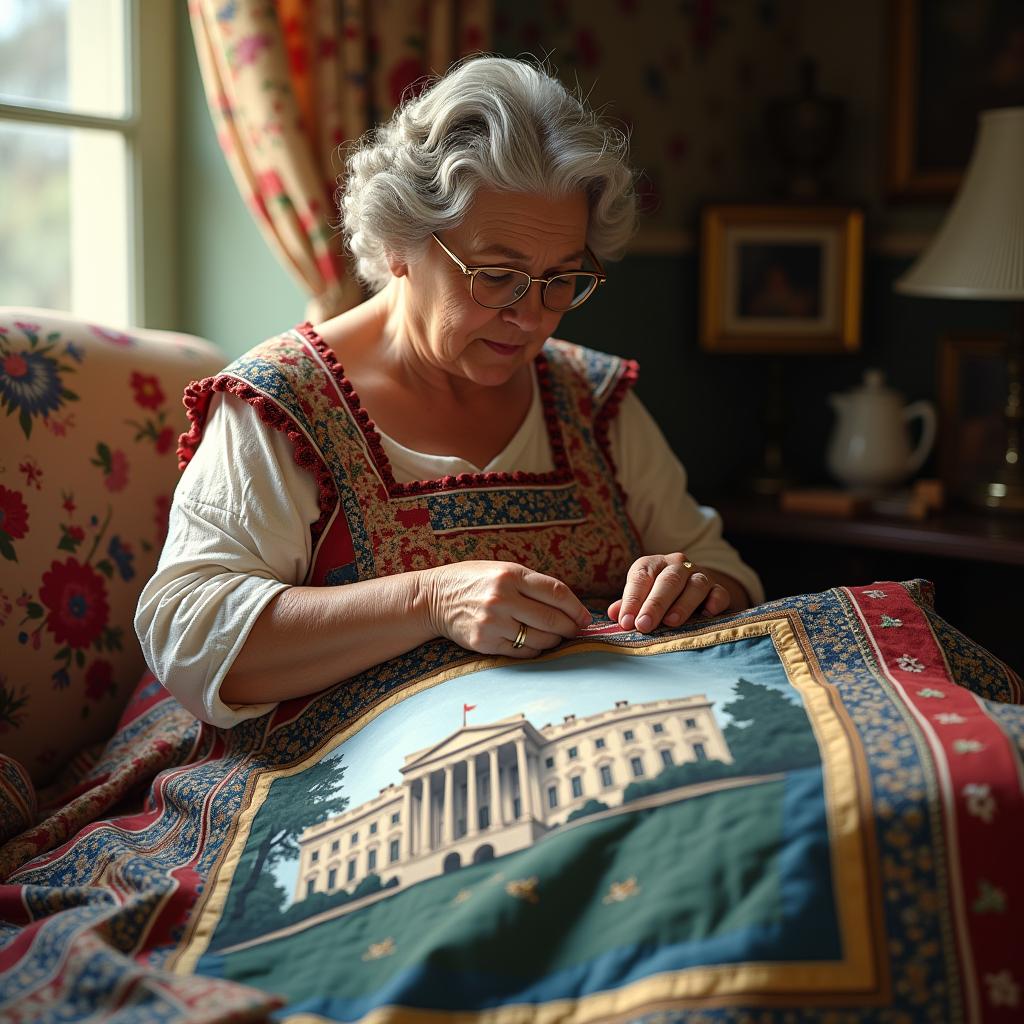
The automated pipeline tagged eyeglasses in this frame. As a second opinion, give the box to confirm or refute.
[430,233,606,312]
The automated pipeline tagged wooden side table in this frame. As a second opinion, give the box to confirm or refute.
[710,497,1024,674]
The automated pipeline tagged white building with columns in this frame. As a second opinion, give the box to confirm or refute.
[294,694,731,903]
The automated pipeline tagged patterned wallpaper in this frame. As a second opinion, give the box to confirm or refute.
[494,0,810,248]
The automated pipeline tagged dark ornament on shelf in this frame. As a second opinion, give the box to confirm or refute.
[765,58,846,200]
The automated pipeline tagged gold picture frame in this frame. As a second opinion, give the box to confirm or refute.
[887,0,1024,199]
[937,334,1010,500]
[699,204,863,354]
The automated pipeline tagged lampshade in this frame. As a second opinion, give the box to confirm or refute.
[895,106,1024,300]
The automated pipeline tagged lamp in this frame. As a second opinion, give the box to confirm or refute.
[895,106,1024,512]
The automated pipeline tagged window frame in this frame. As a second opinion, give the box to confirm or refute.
[0,0,176,326]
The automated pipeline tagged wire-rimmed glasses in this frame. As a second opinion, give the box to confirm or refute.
[431,233,606,312]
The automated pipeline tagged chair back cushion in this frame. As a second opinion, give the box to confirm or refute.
[0,309,223,783]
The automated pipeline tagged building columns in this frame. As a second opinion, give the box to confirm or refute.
[488,746,501,828]
[419,773,432,854]
[442,763,455,845]
[515,736,532,820]
[466,754,478,836]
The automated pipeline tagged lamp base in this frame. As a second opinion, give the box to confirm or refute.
[965,478,1024,513]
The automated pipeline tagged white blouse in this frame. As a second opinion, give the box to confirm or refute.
[135,371,763,728]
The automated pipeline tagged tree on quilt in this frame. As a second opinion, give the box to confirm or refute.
[223,753,350,929]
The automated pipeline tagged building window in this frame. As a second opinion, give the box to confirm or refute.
[630,756,644,777]
[347,860,356,882]
[310,850,319,863]
[623,729,634,742]
[685,718,697,729]
[594,737,606,749]
[693,743,707,761]
[351,832,358,846]
[600,764,613,788]
[661,748,674,767]
[391,812,400,825]
[389,839,400,862]
[369,822,378,835]
[547,784,558,808]
[306,878,316,897]
[513,797,521,819]
[479,805,490,829]
[330,839,339,853]
[545,756,554,769]
[368,849,377,871]
[571,775,583,798]
[652,723,665,734]
[327,867,337,890]
[567,746,579,760]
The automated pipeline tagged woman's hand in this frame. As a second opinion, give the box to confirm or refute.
[608,553,733,632]
[421,561,592,657]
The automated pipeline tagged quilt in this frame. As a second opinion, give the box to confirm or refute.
[1,580,1023,1023]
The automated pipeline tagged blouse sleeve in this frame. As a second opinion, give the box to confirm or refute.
[607,390,765,605]
[134,392,321,726]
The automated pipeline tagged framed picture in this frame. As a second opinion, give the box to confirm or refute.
[887,0,1024,199]
[699,205,863,354]
[937,335,1010,499]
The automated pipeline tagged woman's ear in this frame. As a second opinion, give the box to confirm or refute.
[385,250,409,278]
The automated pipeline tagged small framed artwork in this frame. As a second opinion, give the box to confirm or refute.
[699,204,863,354]
[937,334,1010,499]
[887,0,1024,199]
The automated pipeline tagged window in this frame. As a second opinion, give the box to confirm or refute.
[479,805,490,829]
[367,849,377,871]
[0,2,174,324]
[351,832,358,846]
[391,812,400,825]
[652,723,665,734]
[594,737,606,749]
[661,748,674,767]
[513,797,521,819]
[306,878,316,896]
[347,860,356,882]
[330,839,339,853]
[693,743,707,761]
[327,867,337,889]
[623,729,634,742]
[600,765,613,788]
[310,850,319,863]
[630,756,644,778]
[545,756,554,769]
[369,822,378,835]
[570,775,583,798]
[547,784,558,808]
[567,746,579,760]
[684,718,697,729]
[389,839,400,862]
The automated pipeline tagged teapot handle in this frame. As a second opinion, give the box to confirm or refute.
[904,400,937,477]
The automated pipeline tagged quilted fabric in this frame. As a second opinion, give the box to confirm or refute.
[0,309,223,784]
[1,580,1021,1022]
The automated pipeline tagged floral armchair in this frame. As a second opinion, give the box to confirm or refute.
[0,308,223,790]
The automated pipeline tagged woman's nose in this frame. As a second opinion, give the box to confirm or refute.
[502,281,545,330]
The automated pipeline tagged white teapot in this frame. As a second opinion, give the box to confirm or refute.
[826,369,937,491]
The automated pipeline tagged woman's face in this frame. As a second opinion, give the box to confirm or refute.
[398,189,590,388]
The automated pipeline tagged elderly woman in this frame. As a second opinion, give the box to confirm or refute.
[136,57,763,728]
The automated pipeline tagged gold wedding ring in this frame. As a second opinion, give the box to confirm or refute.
[683,560,694,569]
[512,622,528,649]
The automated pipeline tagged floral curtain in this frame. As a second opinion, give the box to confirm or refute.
[189,0,492,322]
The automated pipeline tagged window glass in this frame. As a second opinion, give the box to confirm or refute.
[547,785,558,808]
[389,839,400,862]
[327,868,337,889]
[368,850,377,871]
[631,756,644,777]
[571,775,583,798]
[0,0,127,116]
[661,748,674,767]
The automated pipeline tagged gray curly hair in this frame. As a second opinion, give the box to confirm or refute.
[340,56,638,292]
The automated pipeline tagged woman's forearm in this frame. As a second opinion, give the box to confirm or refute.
[219,571,435,706]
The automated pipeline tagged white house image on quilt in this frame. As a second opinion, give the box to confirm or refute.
[294,697,732,903]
